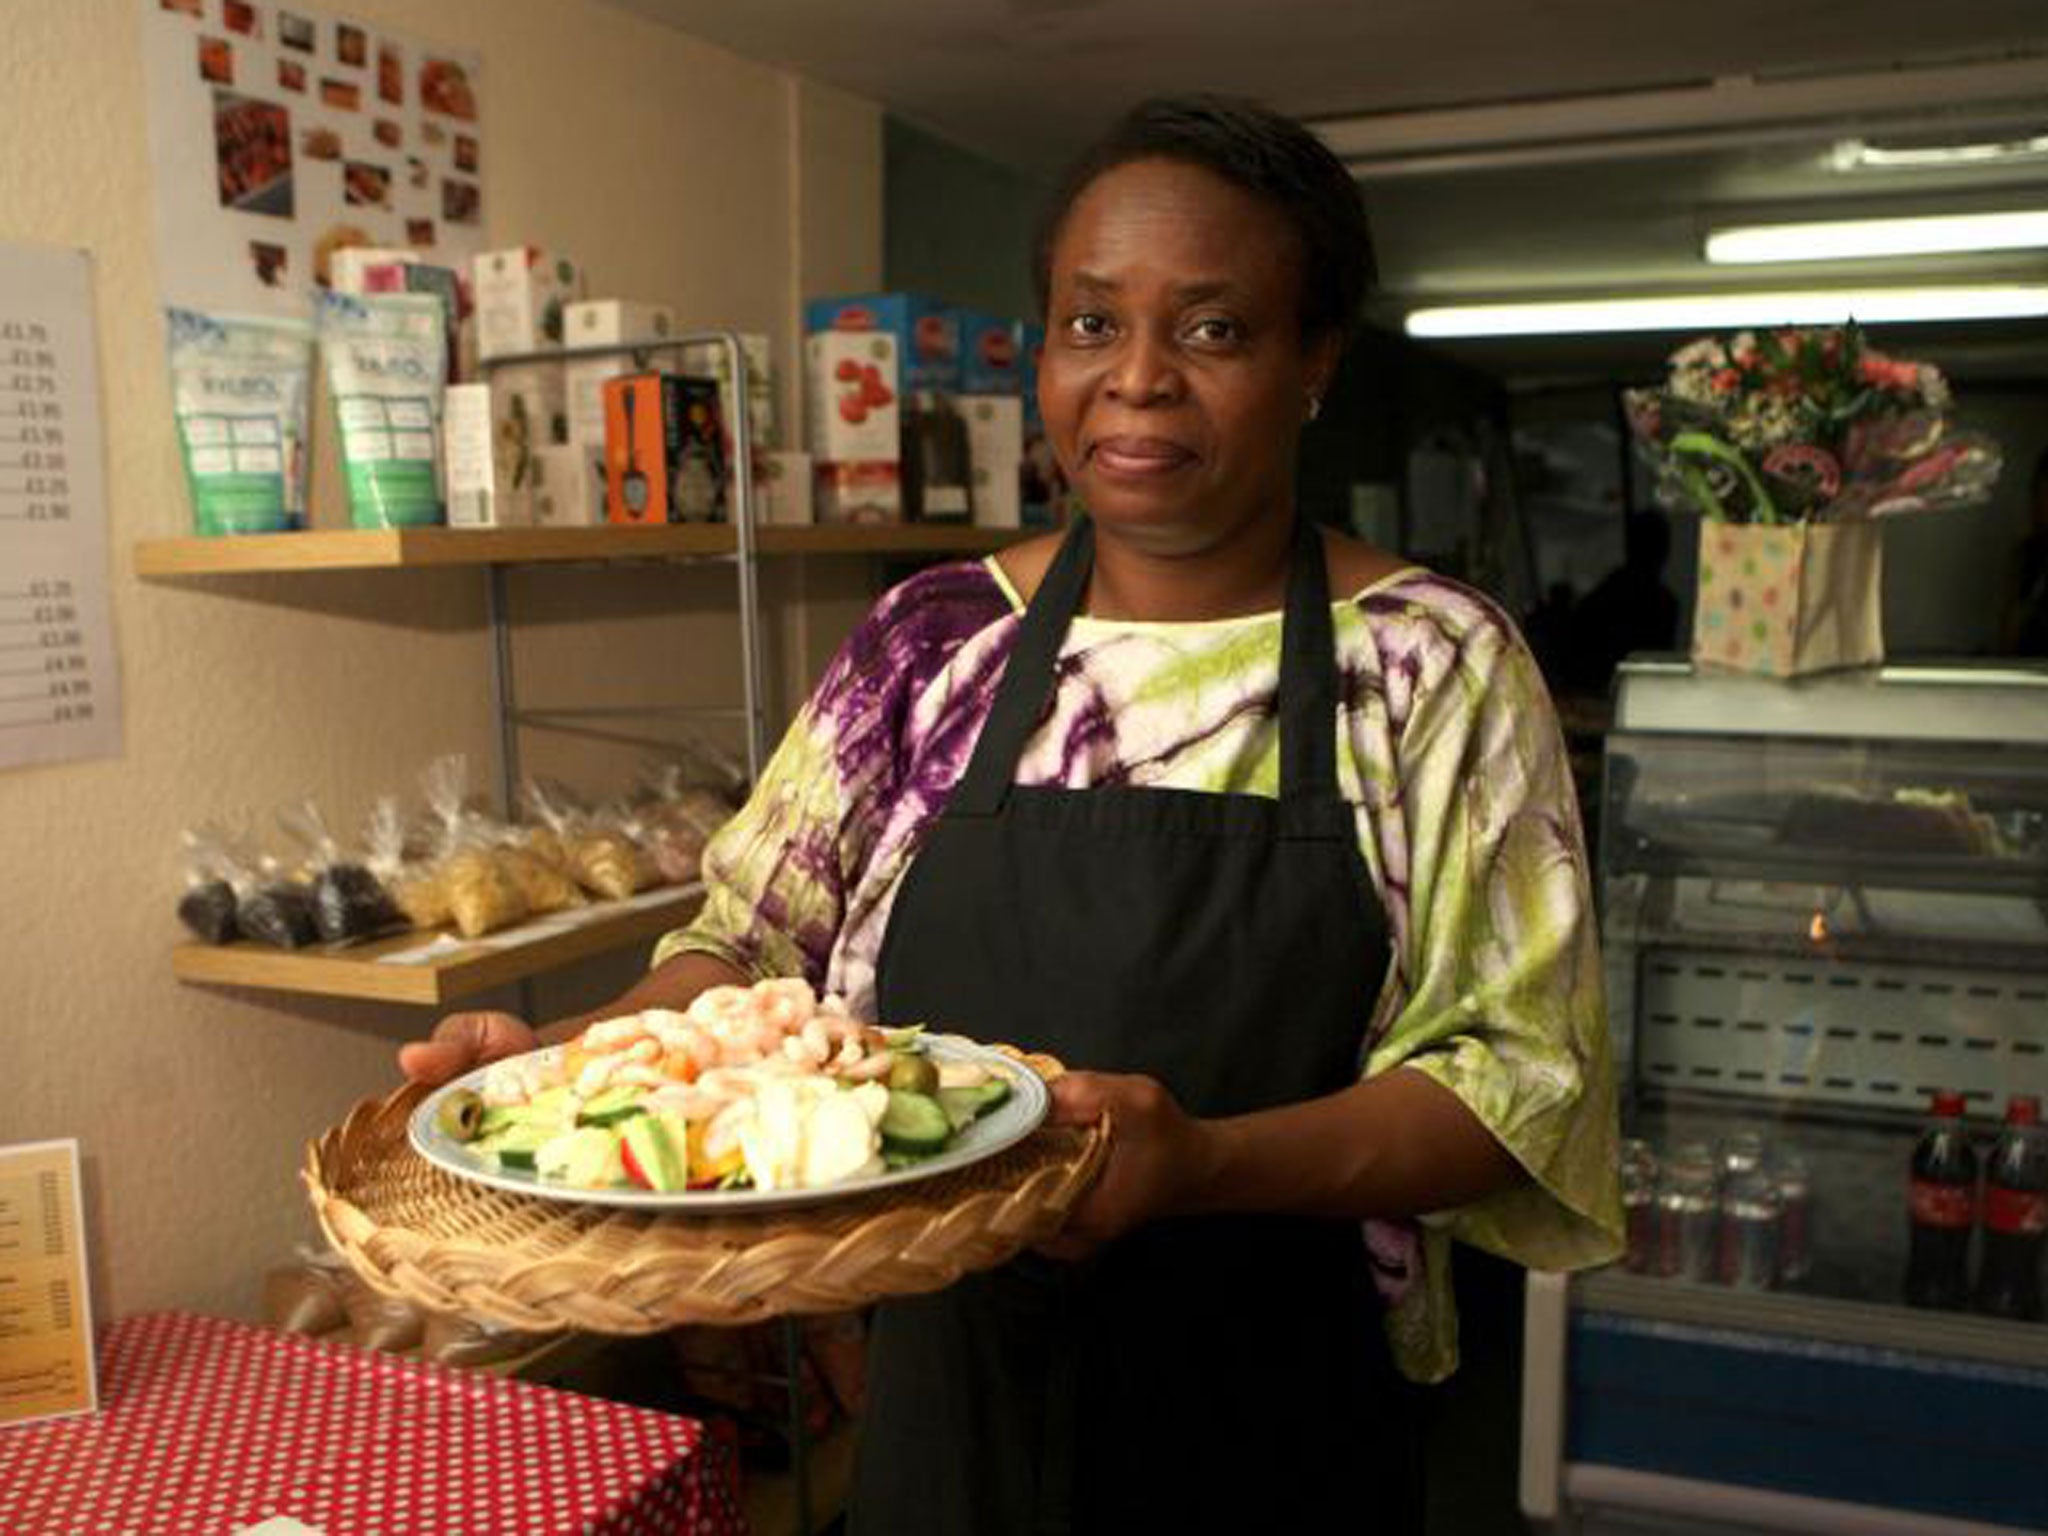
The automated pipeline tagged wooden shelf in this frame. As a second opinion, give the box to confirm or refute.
[171,884,703,1006]
[134,523,1035,576]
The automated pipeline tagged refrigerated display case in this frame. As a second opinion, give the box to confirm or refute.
[1521,660,2048,1536]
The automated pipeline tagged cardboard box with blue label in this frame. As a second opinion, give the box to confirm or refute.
[804,292,960,392]
[957,309,1022,394]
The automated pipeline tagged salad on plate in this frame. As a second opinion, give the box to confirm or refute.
[424,978,1017,1197]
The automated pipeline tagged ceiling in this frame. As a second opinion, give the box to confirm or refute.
[614,0,2048,384]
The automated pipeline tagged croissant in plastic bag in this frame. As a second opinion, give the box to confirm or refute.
[424,754,529,939]
[524,776,655,902]
[491,824,583,916]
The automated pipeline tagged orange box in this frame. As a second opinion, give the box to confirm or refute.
[603,373,726,524]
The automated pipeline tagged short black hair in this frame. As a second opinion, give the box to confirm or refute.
[1031,94,1377,343]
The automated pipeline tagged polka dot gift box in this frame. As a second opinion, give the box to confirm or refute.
[1693,520,1884,678]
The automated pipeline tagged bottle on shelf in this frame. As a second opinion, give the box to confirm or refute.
[1773,1154,1813,1286]
[1656,1141,1719,1282]
[1620,1138,1658,1273]
[1975,1095,2047,1322]
[1905,1090,1979,1311]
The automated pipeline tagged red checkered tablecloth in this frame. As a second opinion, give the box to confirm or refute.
[0,1312,745,1535]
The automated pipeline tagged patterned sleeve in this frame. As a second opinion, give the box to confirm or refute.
[1364,599,1625,1272]
[651,562,1010,989]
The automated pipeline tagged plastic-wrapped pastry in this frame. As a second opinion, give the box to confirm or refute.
[441,846,527,937]
[174,821,245,944]
[524,776,656,901]
[570,823,657,900]
[492,831,582,915]
[421,754,530,938]
[278,798,404,944]
[237,855,320,949]
[364,794,448,930]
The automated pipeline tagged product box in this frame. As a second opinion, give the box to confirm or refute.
[472,246,584,360]
[603,372,727,524]
[531,443,606,526]
[677,332,776,453]
[565,299,675,349]
[562,302,675,448]
[328,246,416,295]
[444,382,532,527]
[958,394,1024,529]
[804,292,958,392]
[814,460,902,525]
[957,310,1022,395]
[489,362,566,491]
[758,449,814,525]
[805,331,900,462]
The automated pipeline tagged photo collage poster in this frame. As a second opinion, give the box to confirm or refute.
[139,0,486,318]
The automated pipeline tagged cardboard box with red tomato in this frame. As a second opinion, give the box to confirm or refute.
[804,291,958,392]
[804,331,900,462]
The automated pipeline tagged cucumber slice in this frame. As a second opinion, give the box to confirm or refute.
[536,1125,626,1187]
[621,1111,689,1192]
[936,1080,1011,1133]
[879,1089,952,1155]
[497,1147,537,1172]
[577,1085,646,1127]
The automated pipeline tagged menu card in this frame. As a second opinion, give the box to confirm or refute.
[0,242,121,772]
[0,1140,96,1428]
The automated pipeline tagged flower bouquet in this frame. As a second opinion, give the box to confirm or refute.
[1625,326,2001,676]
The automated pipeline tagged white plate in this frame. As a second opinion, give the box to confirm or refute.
[407,1034,1051,1212]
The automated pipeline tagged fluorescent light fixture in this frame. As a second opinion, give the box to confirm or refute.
[1405,285,2048,338]
[1832,133,2048,171]
[1707,210,2048,264]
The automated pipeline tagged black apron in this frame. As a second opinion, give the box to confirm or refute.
[854,515,1418,1536]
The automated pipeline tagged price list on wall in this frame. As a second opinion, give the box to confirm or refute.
[0,243,120,772]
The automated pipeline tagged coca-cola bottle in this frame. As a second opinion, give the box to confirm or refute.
[1974,1095,2047,1322]
[1904,1090,1977,1310]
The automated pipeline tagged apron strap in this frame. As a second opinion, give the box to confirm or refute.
[1277,516,1340,807]
[949,517,1096,818]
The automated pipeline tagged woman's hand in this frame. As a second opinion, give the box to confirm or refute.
[397,1010,537,1086]
[1037,1071,1218,1261]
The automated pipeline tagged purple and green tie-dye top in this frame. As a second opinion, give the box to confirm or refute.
[656,554,1623,1381]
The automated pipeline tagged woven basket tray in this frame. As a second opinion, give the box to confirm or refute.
[303,1049,1106,1334]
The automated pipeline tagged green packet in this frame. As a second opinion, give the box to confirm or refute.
[316,290,447,528]
[165,308,312,535]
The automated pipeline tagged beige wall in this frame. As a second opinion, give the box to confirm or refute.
[0,0,882,1322]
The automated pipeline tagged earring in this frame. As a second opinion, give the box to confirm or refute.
[1306,394,1323,422]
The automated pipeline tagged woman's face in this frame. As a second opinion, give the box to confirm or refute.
[1039,157,1337,550]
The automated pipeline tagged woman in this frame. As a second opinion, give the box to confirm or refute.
[403,97,1621,1533]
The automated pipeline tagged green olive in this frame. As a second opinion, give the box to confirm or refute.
[436,1089,485,1142]
[887,1052,939,1095]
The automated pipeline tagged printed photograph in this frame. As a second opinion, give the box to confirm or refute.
[373,119,402,149]
[419,59,476,120]
[343,160,392,208]
[336,24,368,68]
[453,134,478,174]
[419,119,446,147]
[222,0,260,39]
[405,218,435,247]
[441,177,480,225]
[197,36,233,86]
[378,45,404,106]
[160,0,203,16]
[213,91,293,217]
[278,11,314,52]
[299,124,342,161]
[249,240,288,287]
[319,77,360,111]
[277,58,306,93]
[405,155,428,189]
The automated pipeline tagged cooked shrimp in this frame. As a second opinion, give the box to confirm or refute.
[581,1015,651,1053]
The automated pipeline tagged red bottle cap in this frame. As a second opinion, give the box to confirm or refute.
[2006,1096,2041,1127]
[1931,1090,1967,1116]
